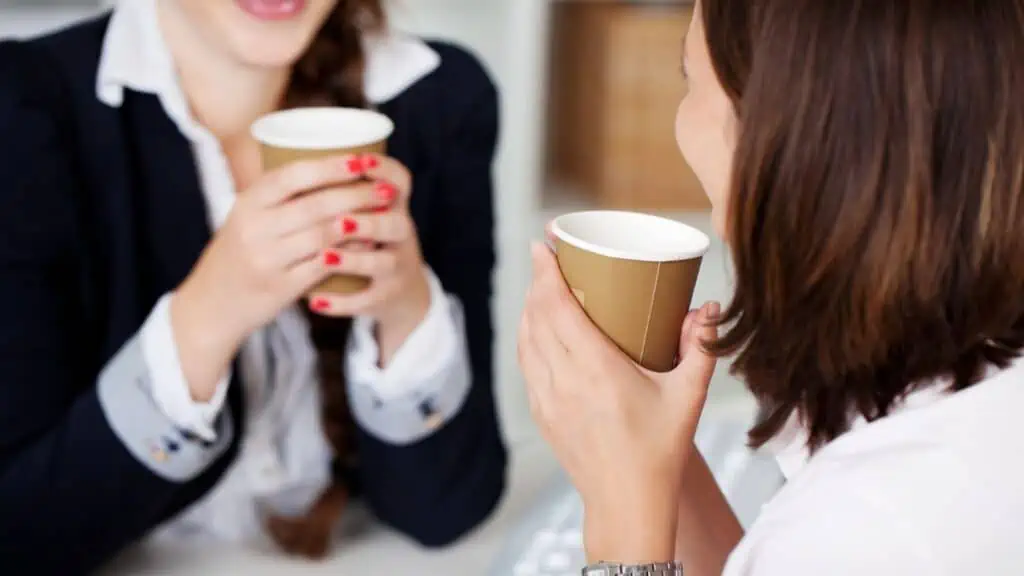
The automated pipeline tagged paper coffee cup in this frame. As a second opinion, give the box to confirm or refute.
[251,107,394,295]
[551,211,710,372]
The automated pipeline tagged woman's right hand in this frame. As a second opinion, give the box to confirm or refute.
[171,154,388,400]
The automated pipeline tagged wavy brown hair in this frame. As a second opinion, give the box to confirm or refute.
[700,0,1024,452]
[263,0,385,559]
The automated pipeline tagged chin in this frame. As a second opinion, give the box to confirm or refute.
[225,30,318,68]
[174,0,336,69]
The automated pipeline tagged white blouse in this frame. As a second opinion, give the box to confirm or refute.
[723,359,1024,575]
[96,0,473,544]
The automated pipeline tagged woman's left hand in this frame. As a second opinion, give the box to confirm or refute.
[308,154,430,356]
[518,243,720,563]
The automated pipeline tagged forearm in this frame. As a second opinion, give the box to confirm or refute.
[0,335,233,573]
[584,484,680,565]
[675,450,744,576]
[171,279,243,402]
[581,449,743,572]
[347,290,506,546]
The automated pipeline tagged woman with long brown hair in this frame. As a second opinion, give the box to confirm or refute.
[0,0,506,572]
[520,0,1024,574]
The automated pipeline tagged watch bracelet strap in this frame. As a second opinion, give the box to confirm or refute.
[582,561,684,575]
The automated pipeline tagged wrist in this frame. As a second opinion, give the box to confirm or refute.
[583,481,681,565]
[170,282,243,401]
[374,270,431,365]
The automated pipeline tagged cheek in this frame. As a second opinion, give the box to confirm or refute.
[675,97,730,222]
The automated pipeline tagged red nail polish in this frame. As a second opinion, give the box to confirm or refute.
[310,298,331,312]
[346,156,364,174]
[341,217,358,234]
[376,182,397,202]
[323,250,342,267]
[364,155,380,169]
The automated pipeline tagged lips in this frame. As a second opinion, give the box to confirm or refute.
[235,0,308,21]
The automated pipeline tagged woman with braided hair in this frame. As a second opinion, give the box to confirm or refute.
[0,0,506,571]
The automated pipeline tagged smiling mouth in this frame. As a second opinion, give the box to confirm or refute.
[234,0,308,21]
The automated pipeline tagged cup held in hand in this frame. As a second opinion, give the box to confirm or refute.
[551,211,710,372]
[251,107,394,295]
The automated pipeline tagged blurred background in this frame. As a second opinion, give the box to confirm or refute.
[0,0,752,443]
[0,1,768,573]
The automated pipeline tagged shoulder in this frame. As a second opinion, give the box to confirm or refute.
[0,20,107,256]
[729,440,996,576]
[0,14,109,110]
[425,41,497,97]
[726,461,925,575]
[386,40,498,128]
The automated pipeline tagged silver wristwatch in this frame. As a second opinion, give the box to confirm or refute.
[582,562,683,575]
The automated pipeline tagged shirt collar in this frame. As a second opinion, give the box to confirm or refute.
[96,0,440,109]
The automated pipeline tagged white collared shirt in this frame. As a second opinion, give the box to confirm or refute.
[97,0,473,544]
[723,360,1024,575]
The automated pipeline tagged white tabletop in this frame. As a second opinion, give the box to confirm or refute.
[102,440,562,576]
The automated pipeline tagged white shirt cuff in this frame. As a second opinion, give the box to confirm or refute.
[346,268,458,402]
[140,293,230,442]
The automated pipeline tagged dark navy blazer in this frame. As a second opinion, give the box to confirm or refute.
[0,15,506,575]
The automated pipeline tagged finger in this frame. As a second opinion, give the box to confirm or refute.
[518,308,559,438]
[677,309,701,361]
[523,272,574,376]
[305,285,389,318]
[269,219,344,268]
[269,182,391,237]
[530,243,608,360]
[252,155,364,206]
[517,311,553,417]
[358,154,412,203]
[543,221,557,248]
[665,301,720,399]
[338,210,415,244]
[283,256,332,298]
[321,248,400,279]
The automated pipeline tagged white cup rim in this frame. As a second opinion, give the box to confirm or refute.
[251,107,395,150]
[550,210,711,262]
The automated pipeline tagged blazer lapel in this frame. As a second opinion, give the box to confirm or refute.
[122,92,211,300]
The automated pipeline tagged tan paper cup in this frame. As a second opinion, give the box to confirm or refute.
[251,107,394,295]
[551,211,710,372]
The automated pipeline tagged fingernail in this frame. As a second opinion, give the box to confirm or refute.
[707,301,722,319]
[364,155,380,169]
[341,217,358,234]
[310,297,331,312]
[375,182,397,202]
[323,250,342,267]
[345,156,364,174]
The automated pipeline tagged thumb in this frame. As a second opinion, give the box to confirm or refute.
[667,301,720,400]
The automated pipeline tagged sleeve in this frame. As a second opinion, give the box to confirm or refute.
[0,41,233,574]
[350,45,508,549]
[142,293,231,442]
[346,267,472,445]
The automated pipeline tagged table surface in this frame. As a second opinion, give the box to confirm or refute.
[102,401,770,576]
[102,440,563,576]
